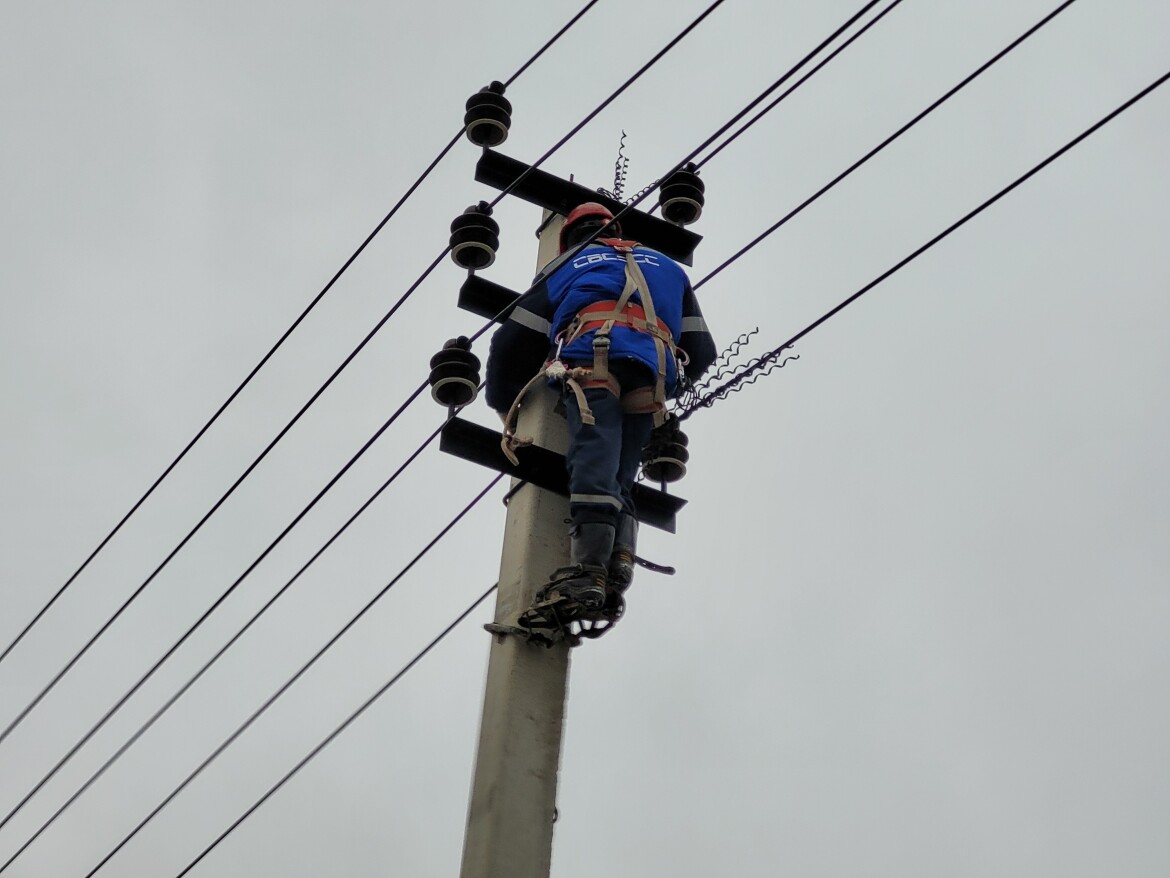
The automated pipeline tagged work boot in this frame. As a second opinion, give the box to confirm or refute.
[608,513,639,594]
[557,521,615,610]
[555,564,608,610]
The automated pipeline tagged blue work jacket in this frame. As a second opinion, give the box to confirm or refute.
[485,240,717,413]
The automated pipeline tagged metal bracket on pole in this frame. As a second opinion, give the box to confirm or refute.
[439,417,684,533]
[458,274,521,322]
[474,149,702,265]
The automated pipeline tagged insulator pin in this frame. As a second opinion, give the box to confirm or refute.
[449,202,500,270]
[658,163,705,226]
[429,336,481,407]
[464,82,512,148]
[641,417,689,483]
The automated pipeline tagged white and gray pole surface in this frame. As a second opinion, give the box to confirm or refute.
[460,213,571,878]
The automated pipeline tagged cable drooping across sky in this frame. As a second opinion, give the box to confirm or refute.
[0,0,1030,828]
[3,0,902,839]
[174,582,499,878]
[694,0,906,170]
[680,69,1170,417]
[0,394,476,861]
[72,475,504,878]
[693,0,1083,294]
[0,0,605,671]
[169,65,1170,877]
[9,10,1160,874]
[469,0,893,345]
[0,0,726,748]
[80,66,1170,878]
[0,0,896,847]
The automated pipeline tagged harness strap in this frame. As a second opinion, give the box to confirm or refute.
[619,385,661,415]
[557,248,678,427]
[500,367,548,466]
[571,303,674,345]
[499,363,623,466]
[502,243,680,460]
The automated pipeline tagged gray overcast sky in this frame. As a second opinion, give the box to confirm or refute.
[2,1,1168,876]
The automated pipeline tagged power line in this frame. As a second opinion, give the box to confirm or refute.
[0,401,469,863]
[0,150,453,672]
[148,61,1170,878]
[485,0,730,213]
[142,44,1170,878]
[694,0,1082,293]
[0,0,604,670]
[683,67,1170,417]
[175,582,498,878]
[0,243,447,748]
[73,475,504,878]
[636,0,901,222]
[504,0,602,88]
[469,0,890,345]
[7,0,1015,846]
[0,381,442,832]
[24,8,1148,869]
[695,0,906,170]
[0,0,726,746]
[148,62,1170,878]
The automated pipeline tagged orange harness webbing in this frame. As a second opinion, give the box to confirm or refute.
[500,242,680,464]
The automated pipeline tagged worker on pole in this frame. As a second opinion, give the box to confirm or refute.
[486,202,717,629]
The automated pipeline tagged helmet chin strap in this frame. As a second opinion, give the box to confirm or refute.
[562,219,611,251]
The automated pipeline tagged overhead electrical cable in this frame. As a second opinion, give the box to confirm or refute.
[694,0,906,169]
[71,475,504,878]
[174,582,499,878]
[0,162,452,673]
[682,68,1170,416]
[0,245,447,748]
[484,0,730,212]
[0,0,726,744]
[16,4,1144,867]
[0,0,604,670]
[0,396,478,857]
[0,0,603,664]
[694,0,1082,292]
[468,0,890,345]
[0,382,489,836]
[503,0,602,88]
[135,63,1170,878]
[18,0,899,781]
[5,0,958,835]
[71,34,1168,878]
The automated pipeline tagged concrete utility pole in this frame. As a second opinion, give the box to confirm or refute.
[459,212,571,878]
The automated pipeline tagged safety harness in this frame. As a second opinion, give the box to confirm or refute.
[501,239,685,465]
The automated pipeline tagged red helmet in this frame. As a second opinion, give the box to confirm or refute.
[559,202,620,253]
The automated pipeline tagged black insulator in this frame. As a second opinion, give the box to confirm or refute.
[449,202,500,270]
[429,336,481,407]
[658,162,705,226]
[464,82,512,148]
[642,419,690,483]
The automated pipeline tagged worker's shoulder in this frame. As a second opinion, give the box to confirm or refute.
[631,244,689,279]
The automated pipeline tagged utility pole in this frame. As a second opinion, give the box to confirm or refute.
[445,145,700,876]
[459,212,571,878]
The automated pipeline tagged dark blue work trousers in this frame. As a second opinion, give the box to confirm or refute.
[563,359,656,528]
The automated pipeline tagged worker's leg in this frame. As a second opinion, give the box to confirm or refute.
[561,381,623,607]
[612,361,655,593]
[564,383,624,532]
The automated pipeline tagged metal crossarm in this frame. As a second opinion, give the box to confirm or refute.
[474,150,702,265]
[439,417,685,532]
